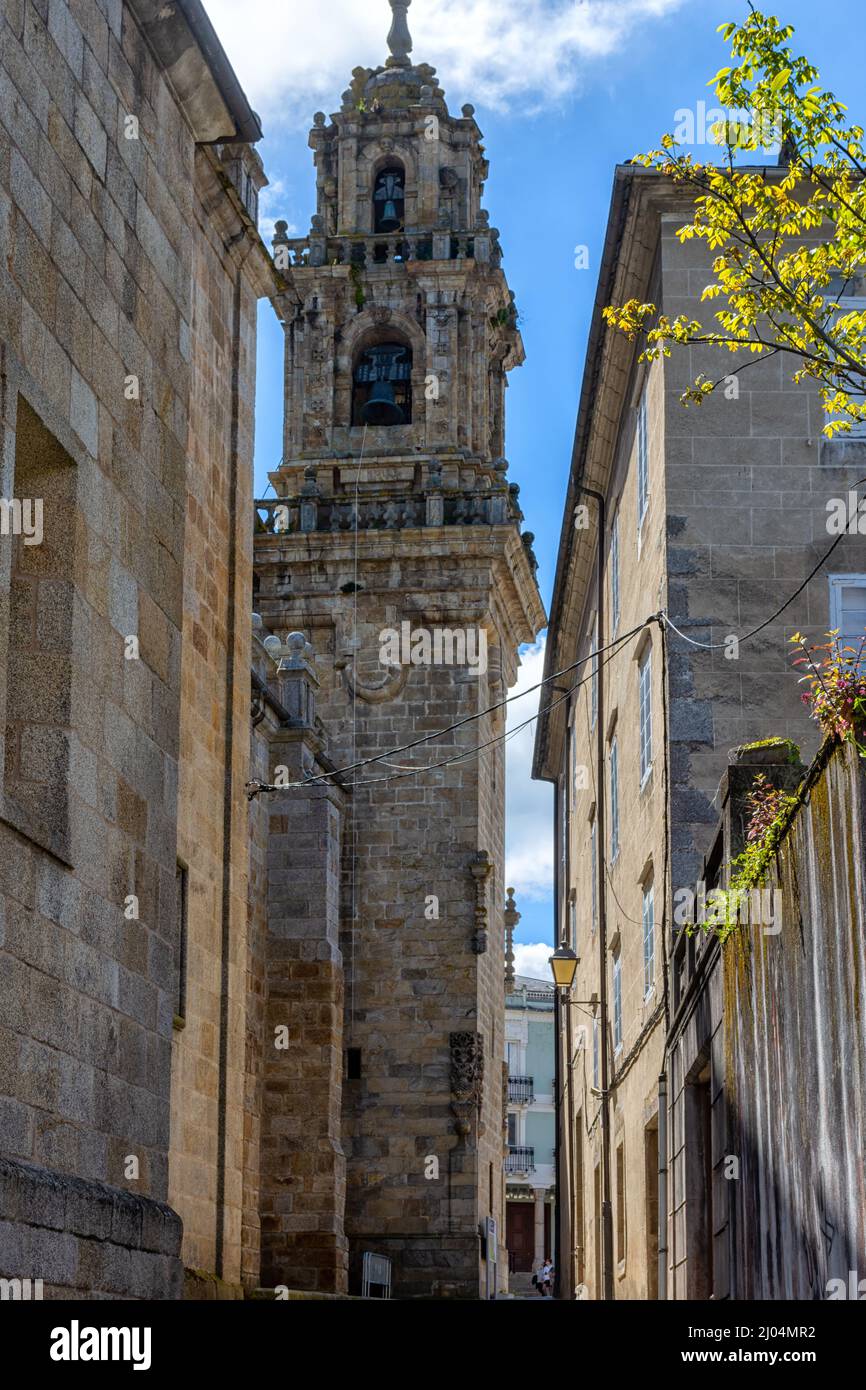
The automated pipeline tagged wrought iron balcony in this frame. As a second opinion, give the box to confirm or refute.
[508,1076,534,1104]
[505,1146,535,1174]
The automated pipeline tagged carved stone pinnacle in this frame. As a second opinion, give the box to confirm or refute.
[387,0,413,67]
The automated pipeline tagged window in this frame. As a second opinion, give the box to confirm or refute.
[570,718,577,811]
[507,1112,518,1146]
[347,1048,362,1080]
[373,164,405,233]
[613,954,622,1054]
[637,391,649,527]
[829,575,866,665]
[175,861,189,1026]
[592,1015,600,1089]
[823,286,866,436]
[590,818,598,937]
[506,1041,520,1075]
[642,882,655,998]
[610,512,621,632]
[352,340,412,426]
[609,736,619,862]
[3,396,77,860]
[589,620,598,730]
[616,1142,627,1264]
[639,648,653,785]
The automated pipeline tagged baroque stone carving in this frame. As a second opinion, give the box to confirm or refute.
[450,1031,484,1139]
[470,849,492,954]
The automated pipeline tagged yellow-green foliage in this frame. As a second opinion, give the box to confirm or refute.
[604,10,866,437]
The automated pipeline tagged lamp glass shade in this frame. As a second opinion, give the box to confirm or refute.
[549,945,578,989]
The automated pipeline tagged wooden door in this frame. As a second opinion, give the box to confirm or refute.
[507,1202,535,1272]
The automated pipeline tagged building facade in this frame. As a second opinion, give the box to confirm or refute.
[250,2,545,1298]
[667,735,866,1300]
[504,973,556,1289]
[0,0,275,1296]
[533,164,866,1299]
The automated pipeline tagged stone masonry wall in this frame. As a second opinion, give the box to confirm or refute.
[0,0,194,1292]
[661,211,866,889]
[167,140,266,1286]
[0,0,271,1297]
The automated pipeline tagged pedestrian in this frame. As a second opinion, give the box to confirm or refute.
[542,1257,553,1297]
[535,1258,547,1296]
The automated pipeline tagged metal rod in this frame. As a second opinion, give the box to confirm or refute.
[579,484,614,1302]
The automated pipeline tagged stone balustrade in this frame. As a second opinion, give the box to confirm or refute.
[254,485,528,536]
[273,228,499,270]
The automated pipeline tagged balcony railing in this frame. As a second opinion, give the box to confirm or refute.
[508,1076,534,1104]
[272,228,504,272]
[254,489,530,537]
[505,1146,535,1174]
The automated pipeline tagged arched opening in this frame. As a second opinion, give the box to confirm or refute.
[352,340,412,426]
[373,165,405,234]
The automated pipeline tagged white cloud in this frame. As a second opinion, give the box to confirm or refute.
[207,0,685,126]
[257,178,298,243]
[505,637,553,902]
[514,941,554,981]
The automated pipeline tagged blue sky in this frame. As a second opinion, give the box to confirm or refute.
[208,0,865,976]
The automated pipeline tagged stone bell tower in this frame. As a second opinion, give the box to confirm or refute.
[254,0,545,1298]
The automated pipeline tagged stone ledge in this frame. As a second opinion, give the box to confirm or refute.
[0,1157,181,1255]
[0,1156,183,1299]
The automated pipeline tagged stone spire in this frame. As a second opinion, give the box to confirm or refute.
[387,0,413,67]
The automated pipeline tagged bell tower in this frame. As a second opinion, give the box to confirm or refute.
[255,0,545,1299]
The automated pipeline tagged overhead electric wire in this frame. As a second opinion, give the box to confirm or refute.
[247,618,654,796]
[661,475,866,650]
[283,626,647,793]
[248,478,865,800]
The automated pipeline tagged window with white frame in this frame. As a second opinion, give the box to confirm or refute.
[506,1040,521,1076]
[642,881,655,998]
[829,574,866,665]
[613,953,622,1054]
[611,512,621,632]
[639,647,653,785]
[592,1015,600,1089]
[590,818,597,937]
[609,735,619,862]
[637,391,649,528]
[823,286,866,437]
[507,1112,518,1146]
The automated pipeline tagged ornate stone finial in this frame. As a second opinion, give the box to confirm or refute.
[504,887,520,995]
[387,0,412,68]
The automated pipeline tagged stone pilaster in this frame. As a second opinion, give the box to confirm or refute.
[258,635,349,1295]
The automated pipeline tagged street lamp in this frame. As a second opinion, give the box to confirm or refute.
[549,943,579,991]
[549,941,578,1300]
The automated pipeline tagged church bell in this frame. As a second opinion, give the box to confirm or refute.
[361,380,405,426]
[378,199,399,232]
